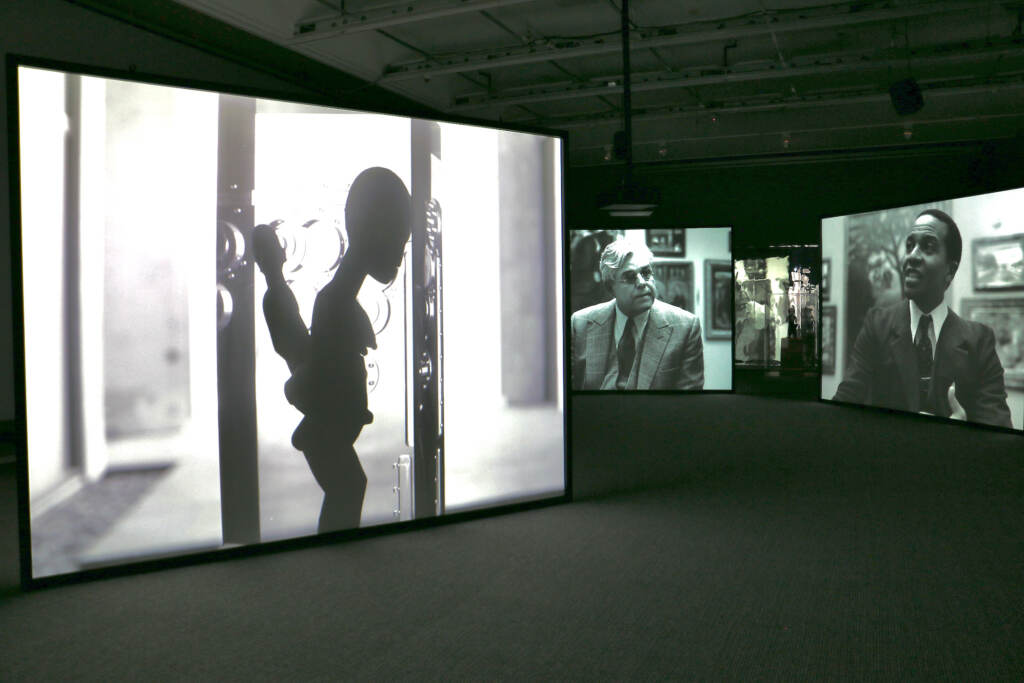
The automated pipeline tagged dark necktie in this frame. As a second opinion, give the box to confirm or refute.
[915,314,933,413]
[617,317,636,390]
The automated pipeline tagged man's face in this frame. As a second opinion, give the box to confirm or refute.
[611,252,657,317]
[901,214,956,308]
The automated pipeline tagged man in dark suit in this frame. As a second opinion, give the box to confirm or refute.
[833,209,1012,428]
[571,239,704,391]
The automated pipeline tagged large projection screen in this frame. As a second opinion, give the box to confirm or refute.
[821,188,1024,432]
[567,228,732,392]
[11,60,566,583]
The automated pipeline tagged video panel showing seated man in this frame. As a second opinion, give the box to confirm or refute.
[568,228,732,392]
[821,188,1024,431]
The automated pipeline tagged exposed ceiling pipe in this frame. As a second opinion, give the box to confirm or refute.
[379,0,985,82]
[541,76,1024,129]
[290,0,539,43]
[599,0,659,216]
[448,39,1024,111]
[575,111,1024,156]
[621,0,632,175]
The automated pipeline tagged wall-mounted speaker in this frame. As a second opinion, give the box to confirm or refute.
[889,78,924,115]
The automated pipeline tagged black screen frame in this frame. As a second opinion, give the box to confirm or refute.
[7,53,572,589]
[817,187,1024,437]
[564,226,735,396]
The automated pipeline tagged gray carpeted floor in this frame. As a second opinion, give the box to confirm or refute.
[1,436,1022,681]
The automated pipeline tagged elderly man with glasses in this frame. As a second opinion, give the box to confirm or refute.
[571,239,704,391]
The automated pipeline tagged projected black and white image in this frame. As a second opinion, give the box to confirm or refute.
[15,64,565,580]
[567,228,732,391]
[733,252,820,371]
[821,188,1024,431]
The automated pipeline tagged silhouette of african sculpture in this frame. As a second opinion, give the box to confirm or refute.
[253,167,412,532]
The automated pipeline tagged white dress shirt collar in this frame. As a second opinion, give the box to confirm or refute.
[909,298,948,356]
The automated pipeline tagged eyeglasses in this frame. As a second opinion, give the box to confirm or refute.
[617,266,655,285]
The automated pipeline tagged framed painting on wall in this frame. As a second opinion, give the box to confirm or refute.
[646,229,685,256]
[972,234,1024,291]
[704,260,732,339]
[960,298,1024,389]
[652,258,694,314]
[821,305,837,375]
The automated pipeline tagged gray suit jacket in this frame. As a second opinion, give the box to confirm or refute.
[571,299,704,390]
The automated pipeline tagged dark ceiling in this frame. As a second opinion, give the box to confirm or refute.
[152,1,1024,165]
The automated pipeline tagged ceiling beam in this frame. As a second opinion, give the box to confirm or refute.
[448,38,1024,111]
[522,76,1024,129]
[572,112,1024,155]
[572,129,1024,167]
[290,0,539,43]
[379,0,988,82]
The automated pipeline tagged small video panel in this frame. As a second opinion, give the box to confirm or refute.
[567,228,732,392]
[734,249,821,372]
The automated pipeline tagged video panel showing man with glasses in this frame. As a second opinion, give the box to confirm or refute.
[569,229,730,391]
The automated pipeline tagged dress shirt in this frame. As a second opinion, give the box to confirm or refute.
[614,304,650,350]
[909,299,948,361]
[598,305,651,390]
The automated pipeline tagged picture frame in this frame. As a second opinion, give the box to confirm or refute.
[821,257,831,302]
[704,260,733,339]
[821,305,837,375]
[960,298,1024,389]
[646,229,686,256]
[652,258,694,314]
[972,234,1024,291]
